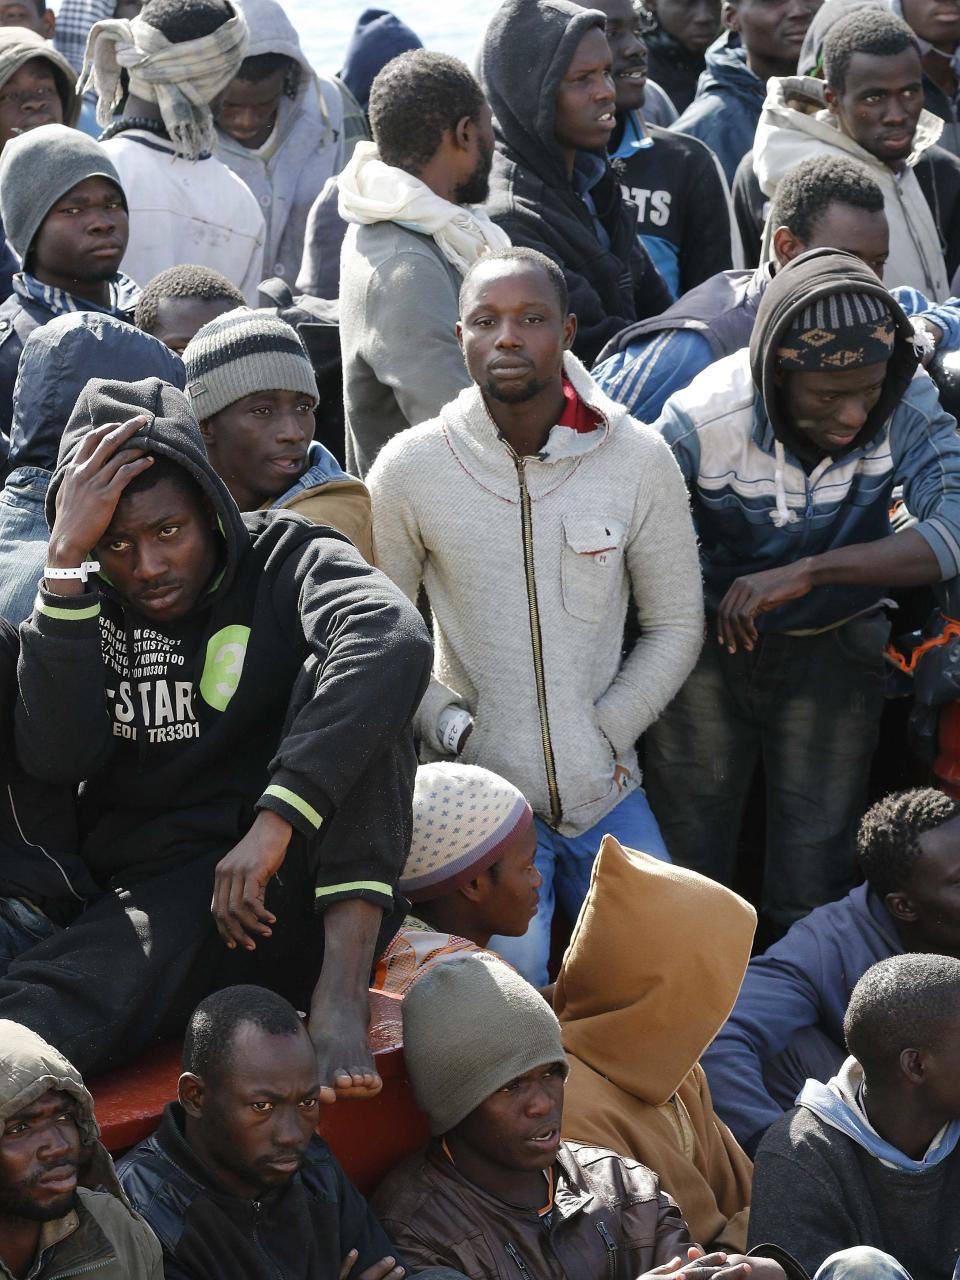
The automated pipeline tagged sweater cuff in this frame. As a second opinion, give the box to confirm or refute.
[313,866,396,915]
[32,584,101,631]
[915,515,960,581]
[257,769,334,838]
[416,677,470,755]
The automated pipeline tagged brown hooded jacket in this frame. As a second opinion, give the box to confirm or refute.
[555,837,755,1251]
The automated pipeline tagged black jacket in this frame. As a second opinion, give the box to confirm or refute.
[0,618,97,922]
[118,1104,395,1280]
[479,0,672,365]
[15,376,432,908]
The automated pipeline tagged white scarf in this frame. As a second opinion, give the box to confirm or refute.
[338,141,510,276]
[79,10,249,161]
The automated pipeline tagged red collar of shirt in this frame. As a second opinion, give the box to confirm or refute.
[558,376,603,433]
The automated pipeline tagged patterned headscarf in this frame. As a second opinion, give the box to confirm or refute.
[79,8,248,161]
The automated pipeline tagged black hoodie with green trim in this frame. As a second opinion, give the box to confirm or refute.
[15,376,433,912]
[479,0,672,366]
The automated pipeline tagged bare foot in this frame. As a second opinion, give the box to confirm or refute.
[308,993,383,1099]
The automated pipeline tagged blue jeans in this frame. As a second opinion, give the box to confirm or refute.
[489,786,669,986]
[0,897,57,976]
[644,612,889,928]
[814,1247,913,1279]
[0,467,49,625]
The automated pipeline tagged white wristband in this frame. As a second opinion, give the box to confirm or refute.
[438,706,474,754]
[44,561,100,583]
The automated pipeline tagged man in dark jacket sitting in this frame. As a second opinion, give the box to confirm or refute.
[119,986,454,1280]
[479,0,672,365]
[0,376,432,1097]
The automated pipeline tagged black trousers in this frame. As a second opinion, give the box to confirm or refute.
[0,844,398,1076]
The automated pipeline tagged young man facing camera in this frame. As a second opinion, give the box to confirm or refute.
[0,375,431,1094]
[120,987,430,1280]
[368,247,703,986]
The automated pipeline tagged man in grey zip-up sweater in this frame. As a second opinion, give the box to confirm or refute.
[368,247,703,986]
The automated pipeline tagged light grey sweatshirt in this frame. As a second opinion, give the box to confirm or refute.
[368,352,704,836]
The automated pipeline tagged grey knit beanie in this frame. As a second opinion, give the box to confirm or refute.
[183,308,319,420]
[401,952,565,1135]
[0,124,123,260]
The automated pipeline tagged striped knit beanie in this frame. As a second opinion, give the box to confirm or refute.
[777,291,896,372]
[401,763,533,903]
[183,308,318,420]
[402,952,565,1134]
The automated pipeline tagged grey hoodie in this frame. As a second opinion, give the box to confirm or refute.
[217,0,344,282]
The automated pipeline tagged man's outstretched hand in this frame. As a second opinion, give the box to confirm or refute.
[46,416,152,588]
[339,1251,404,1280]
[212,810,292,950]
[642,1247,787,1280]
[716,561,813,654]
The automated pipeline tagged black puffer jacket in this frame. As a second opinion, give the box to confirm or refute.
[480,0,672,365]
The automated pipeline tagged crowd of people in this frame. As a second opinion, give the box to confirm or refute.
[1,0,960,1276]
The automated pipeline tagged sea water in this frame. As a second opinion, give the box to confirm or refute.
[284,0,502,77]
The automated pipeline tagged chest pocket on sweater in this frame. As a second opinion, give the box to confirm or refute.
[561,515,626,623]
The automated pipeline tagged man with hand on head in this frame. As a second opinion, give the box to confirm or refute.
[645,251,960,938]
[119,986,461,1280]
[0,374,432,1097]
[0,1020,162,1280]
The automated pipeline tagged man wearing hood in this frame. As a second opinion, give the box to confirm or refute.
[214,0,345,285]
[556,836,755,1253]
[749,953,960,1279]
[0,1019,162,1280]
[751,8,960,298]
[0,311,185,625]
[644,250,960,936]
[0,26,78,300]
[479,0,673,366]
[672,0,823,185]
[0,375,432,1099]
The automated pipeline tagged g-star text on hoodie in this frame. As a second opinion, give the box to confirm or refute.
[99,616,198,743]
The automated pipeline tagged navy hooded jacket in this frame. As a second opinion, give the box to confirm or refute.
[671,31,768,184]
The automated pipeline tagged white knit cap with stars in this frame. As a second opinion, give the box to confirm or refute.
[400,762,533,903]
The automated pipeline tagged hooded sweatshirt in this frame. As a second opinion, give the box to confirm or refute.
[753,76,951,299]
[480,0,672,366]
[671,31,768,184]
[217,0,345,283]
[368,351,703,838]
[0,312,185,627]
[749,1057,960,1278]
[653,248,960,631]
[15,376,432,906]
[556,836,755,1251]
[0,1019,162,1280]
